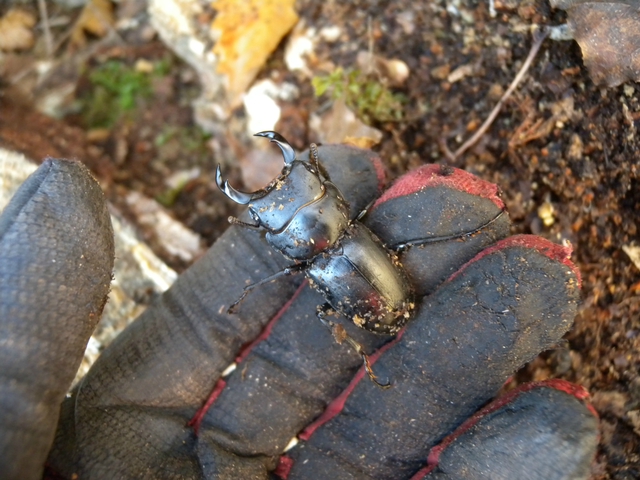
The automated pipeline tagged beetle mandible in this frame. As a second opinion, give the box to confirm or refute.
[216,131,503,388]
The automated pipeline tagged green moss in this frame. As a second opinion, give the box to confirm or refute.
[153,125,212,207]
[155,182,186,208]
[154,125,212,153]
[80,60,168,128]
[312,67,406,124]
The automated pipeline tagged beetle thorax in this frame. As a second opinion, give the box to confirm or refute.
[249,161,350,261]
[248,161,323,231]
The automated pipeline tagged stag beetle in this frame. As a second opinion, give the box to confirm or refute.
[216,132,504,388]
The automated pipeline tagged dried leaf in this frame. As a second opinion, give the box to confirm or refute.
[70,0,116,47]
[356,51,410,87]
[551,0,640,86]
[622,244,640,272]
[311,98,383,146]
[342,136,379,150]
[211,0,298,108]
[0,9,36,52]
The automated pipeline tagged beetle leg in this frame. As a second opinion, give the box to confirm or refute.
[317,304,391,389]
[355,197,378,222]
[228,264,306,314]
[346,335,391,389]
[391,208,507,251]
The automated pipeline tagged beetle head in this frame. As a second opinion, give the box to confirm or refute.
[216,132,325,232]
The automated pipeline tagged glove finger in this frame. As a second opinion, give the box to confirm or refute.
[192,167,511,462]
[286,235,581,479]
[417,380,598,480]
[366,164,510,296]
[0,159,113,480]
[47,144,385,478]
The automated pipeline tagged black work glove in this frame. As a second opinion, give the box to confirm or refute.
[0,145,598,480]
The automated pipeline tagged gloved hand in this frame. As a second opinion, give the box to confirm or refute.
[0,144,598,480]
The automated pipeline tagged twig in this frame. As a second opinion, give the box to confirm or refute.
[441,26,550,162]
[37,0,53,57]
[365,16,374,76]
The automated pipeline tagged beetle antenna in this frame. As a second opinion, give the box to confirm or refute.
[307,143,324,180]
[227,216,261,229]
[309,143,320,169]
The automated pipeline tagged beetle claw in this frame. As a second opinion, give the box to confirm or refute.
[216,132,296,204]
[255,131,296,165]
[215,165,255,205]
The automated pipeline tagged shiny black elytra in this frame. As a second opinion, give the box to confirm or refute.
[216,132,501,388]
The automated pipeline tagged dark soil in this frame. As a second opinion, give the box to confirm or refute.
[1,0,638,478]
